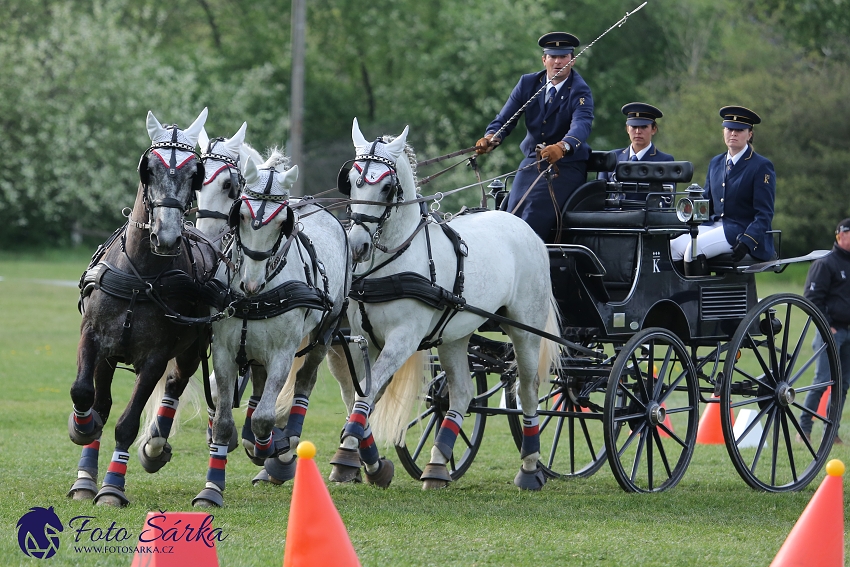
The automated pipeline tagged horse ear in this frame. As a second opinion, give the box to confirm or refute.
[280,165,298,190]
[383,125,409,162]
[198,127,210,153]
[183,107,208,148]
[352,117,369,150]
[244,157,259,186]
[224,122,247,155]
[146,111,167,143]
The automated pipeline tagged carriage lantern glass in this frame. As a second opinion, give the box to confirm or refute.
[676,198,694,223]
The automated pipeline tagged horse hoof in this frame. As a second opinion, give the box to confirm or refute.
[252,468,284,486]
[514,465,547,491]
[67,410,103,445]
[365,458,394,489]
[329,447,362,483]
[138,440,172,473]
[67,477,98,500]
[243,445,265,467]
[93,485,129,507]
[420,463,451,490]
[192,487,223,508]
[263,456,296,484]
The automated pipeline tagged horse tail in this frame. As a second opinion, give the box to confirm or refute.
[138,359,202,443]
[370,351,427,446]
[274,337,309,426]
[538,294,563,382]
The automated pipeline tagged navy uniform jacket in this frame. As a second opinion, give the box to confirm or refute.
[703,145,775,261]
[597,143,674,182]
[485,69,593,239]
[486,69,593,161]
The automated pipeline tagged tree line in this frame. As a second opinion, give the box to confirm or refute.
[0,0,847,255]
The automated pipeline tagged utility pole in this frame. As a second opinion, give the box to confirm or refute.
[289,0,306,196]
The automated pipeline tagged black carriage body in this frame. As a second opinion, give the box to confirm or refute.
[548,216,758,343]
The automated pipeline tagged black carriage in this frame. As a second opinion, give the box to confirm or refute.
[394,153,841,493]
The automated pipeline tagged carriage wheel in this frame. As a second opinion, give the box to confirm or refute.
[604,328,699,493]
[395,368,488,481]
[719,293,840,492]
[503,354,608,478]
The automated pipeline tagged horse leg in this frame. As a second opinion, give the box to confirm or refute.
[240,366,267,466]
[194,358,238,508]
[510,331,547,491]
[330,338,417,487]
[68,357,115,500]
[139,346,201,473]
[94,357,169,507]
[421,338,474,489]
[68,326,105,445]
[260,344,328,485]
[327,343,359,415]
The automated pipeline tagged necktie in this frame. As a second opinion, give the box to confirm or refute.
[726,158,733,173]
[547,86,556,104]
[630,155,639,162]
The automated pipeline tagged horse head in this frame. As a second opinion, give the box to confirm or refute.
[232,157,298,295]
[139,108,207,256]
[197,122,249,239]
[344,117,415,263]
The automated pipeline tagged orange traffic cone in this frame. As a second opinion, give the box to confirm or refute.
[770,459,845,567]
[818,386,831,416]
[696,396,733,445]
[130,512,221,567]
[282,441,361,567]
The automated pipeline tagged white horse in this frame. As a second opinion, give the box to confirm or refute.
[193,156,350,507]
[329,118,561,490]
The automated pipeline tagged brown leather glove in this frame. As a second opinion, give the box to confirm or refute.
[539,142,567,164]
[475,134,499,155]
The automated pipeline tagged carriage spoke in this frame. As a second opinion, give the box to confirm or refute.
[548,416,564,470]
[457,425,473,449]
[631,351,651,403]
[653,427,674,478]
[410,412,438,462]
[656,421,688,449]
[787,339,826,387]
[764,316,781,383]
[617,381,646,409]
[792,398,832,426]
[652,346,674,400]
[657,370,687,406]
[743,333,777,386]
[770,407,781,486]
[787,407,819,458]
[629,427,647,483]
[784,316,813,385]
[579,411,599,462]
[749,406,777,473]
[779,408,798,483]
[730,394,774,410]
[647,427,654,491]
[733,404,771,447]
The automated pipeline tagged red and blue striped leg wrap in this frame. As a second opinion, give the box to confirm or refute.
[77,437,101,476]
[253,432,274,459]
[73,406,95,435]
[149,396,178,439]
[103,450,130,489]
[343,401,371,441]
[358,426,380,466]
[434,410,464,460]
[282,396,309,438]
[521,413,540,458]
[241,396,261,443]
[206,443,228,490]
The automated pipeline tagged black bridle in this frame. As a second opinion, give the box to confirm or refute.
[198,137,245,222]
[135,126,204,256]
[338,139,405,247]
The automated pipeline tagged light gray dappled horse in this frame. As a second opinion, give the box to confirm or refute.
[328,118,561,490]
[193,157,350,507]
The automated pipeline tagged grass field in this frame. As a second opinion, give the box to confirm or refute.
[0,250,847,566]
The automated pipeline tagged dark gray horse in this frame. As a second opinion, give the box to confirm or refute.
[67,109,218,506]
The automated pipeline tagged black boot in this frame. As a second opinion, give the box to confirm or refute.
[684,254,709,276]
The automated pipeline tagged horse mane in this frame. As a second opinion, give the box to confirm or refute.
[262,147,291,172]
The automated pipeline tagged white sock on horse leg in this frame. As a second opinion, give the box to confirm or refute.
[522,452,540,472]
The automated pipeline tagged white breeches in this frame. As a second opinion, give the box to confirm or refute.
[670,221,734,262]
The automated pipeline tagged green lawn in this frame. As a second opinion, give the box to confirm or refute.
[0,251,846,566]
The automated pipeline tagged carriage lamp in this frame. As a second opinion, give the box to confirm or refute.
[676,198,695,223]
[488,179,507,210]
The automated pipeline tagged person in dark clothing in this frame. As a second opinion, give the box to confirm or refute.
[475,31,594,241]
[597,102,674,183]
[798,218,850,444]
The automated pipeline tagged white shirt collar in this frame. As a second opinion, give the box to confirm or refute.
[727,144,749,165]
[630,144,652,160]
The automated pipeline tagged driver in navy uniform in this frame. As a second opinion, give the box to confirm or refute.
[670,106,775,275]
[475,32,594,241]
[598,102,674,182]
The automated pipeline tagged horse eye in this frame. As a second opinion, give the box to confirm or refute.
[223,179,232,190]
